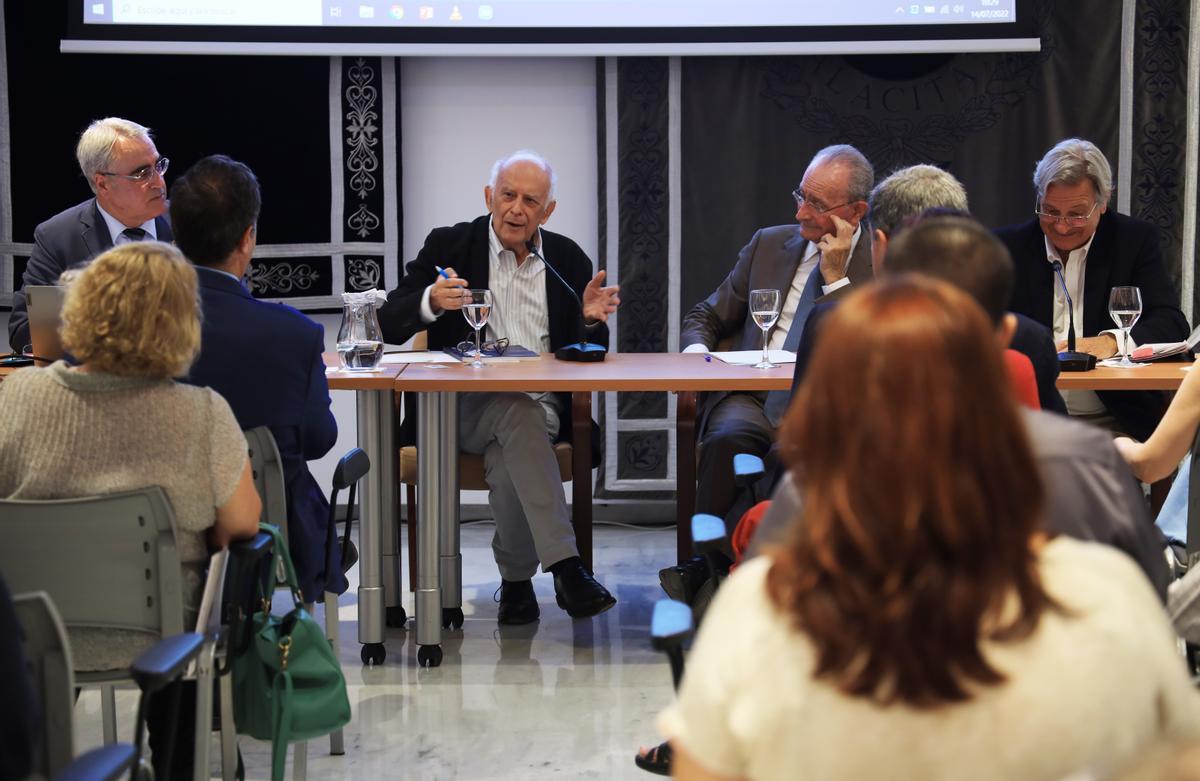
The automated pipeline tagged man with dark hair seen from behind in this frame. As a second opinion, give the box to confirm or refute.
[996,138,1189,440]
[170,155,345,603]
[9,117,173,351]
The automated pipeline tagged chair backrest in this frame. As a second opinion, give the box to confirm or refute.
[244,426,288,538]
[0,487,184,638]
[14,591,77,778]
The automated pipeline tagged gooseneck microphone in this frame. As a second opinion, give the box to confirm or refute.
[1051,259,1096,372]
[525,240,607,363]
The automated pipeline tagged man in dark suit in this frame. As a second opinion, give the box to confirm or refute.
[377,151,621,625]
[9,117,172,351]
[996,138,1189,441]
[169,154,343,603]
[680,145,874,519]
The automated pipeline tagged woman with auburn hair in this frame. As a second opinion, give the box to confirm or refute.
[657,276,1200,781]
[0,241,260,777]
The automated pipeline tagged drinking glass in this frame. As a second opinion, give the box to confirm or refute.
[749,288,781,369]
[1108,286,1142,367]
[461,289,493,368]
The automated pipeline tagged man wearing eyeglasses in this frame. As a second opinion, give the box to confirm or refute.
[8,117,172,351]
[997,138,1189,441]
[666,145,874,602]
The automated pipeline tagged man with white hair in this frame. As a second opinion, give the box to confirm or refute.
[9,117,172,351]
[378,150,621,625]
[996,138,1189,440]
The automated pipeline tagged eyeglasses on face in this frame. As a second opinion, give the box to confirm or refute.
[456,337,509,357]
[1034,199,1100,227]
[99,156,169,184]
[792,188,851,215]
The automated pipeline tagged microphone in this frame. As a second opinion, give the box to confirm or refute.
[1051,259,1096,372]
[525,240,607,362]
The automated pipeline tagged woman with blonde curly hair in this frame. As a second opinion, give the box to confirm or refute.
[0,241,259,776]
[657,276,1200,781]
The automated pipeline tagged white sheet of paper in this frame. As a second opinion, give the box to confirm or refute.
[380,352,457,364]
[709,349,797,365]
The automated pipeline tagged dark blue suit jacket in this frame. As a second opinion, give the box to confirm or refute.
[996,210,1189,440]
[185,267,342,601]
[9,198,173,351]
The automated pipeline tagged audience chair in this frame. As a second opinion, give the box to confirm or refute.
[244,426,288,538]
[397,331,596,615]
[15,591,211,781]
[329,447,372,667]
[242,426,356,771]
[0,487,231,781]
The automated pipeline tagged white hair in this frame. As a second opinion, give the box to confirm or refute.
[868,164,969,237]
[488,150,557,202]
[1033,138,1113,205]
[76,117,153,193]
[809,144,875,203]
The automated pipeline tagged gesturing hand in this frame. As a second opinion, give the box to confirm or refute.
[582,270,621,324]
[429,267,470,314]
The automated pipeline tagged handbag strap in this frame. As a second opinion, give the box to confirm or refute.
[270,668,294,781]
[258,523,304,608]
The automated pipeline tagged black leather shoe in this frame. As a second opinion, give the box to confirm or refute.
[496,579,540,625]
[552,559,617,618]
[658,555,711,605]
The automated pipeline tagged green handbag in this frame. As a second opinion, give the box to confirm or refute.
[231,524,351,781]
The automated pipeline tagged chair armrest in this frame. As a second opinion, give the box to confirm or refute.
[332,448,370,491]
[691,513,727,556]
[54,743,138,781]
[732,453,765,488]
[229,531,273,563]
[130,632,205,694]
[650,599,694,652]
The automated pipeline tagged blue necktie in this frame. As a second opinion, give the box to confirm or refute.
[762,262,823,426]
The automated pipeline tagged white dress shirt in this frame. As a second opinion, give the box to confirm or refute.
[683,226,859,353]
[418,224,560,434]
[1045,233,1123,416]
[96,204,158,245]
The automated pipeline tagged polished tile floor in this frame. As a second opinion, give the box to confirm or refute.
[74,523,679,780]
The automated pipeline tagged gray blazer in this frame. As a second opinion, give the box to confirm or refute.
[681,223,873,432]
[9,198,173,351]
[753,408,1169,602]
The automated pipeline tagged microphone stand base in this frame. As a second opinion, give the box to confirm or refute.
[1057,351,1097,372]
[555,342,607,362]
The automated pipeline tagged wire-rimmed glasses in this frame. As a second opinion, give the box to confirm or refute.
[99,156,169,183]
[1034,200,1101,227]
[455,337,509,358]
[461,289,493,368]
[791,189,851,215]
[749,288,781,369]
[1108,286,1142,367]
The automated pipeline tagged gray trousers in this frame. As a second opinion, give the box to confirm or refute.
[458,391,578,580]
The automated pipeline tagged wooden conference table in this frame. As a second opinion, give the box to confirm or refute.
[318,354,1195,666]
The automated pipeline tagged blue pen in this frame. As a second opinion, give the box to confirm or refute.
[704,354,712,363]
[435,265,452,280]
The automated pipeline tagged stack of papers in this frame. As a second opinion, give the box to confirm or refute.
[709,350,797,366]
[1131,324,1200,362]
